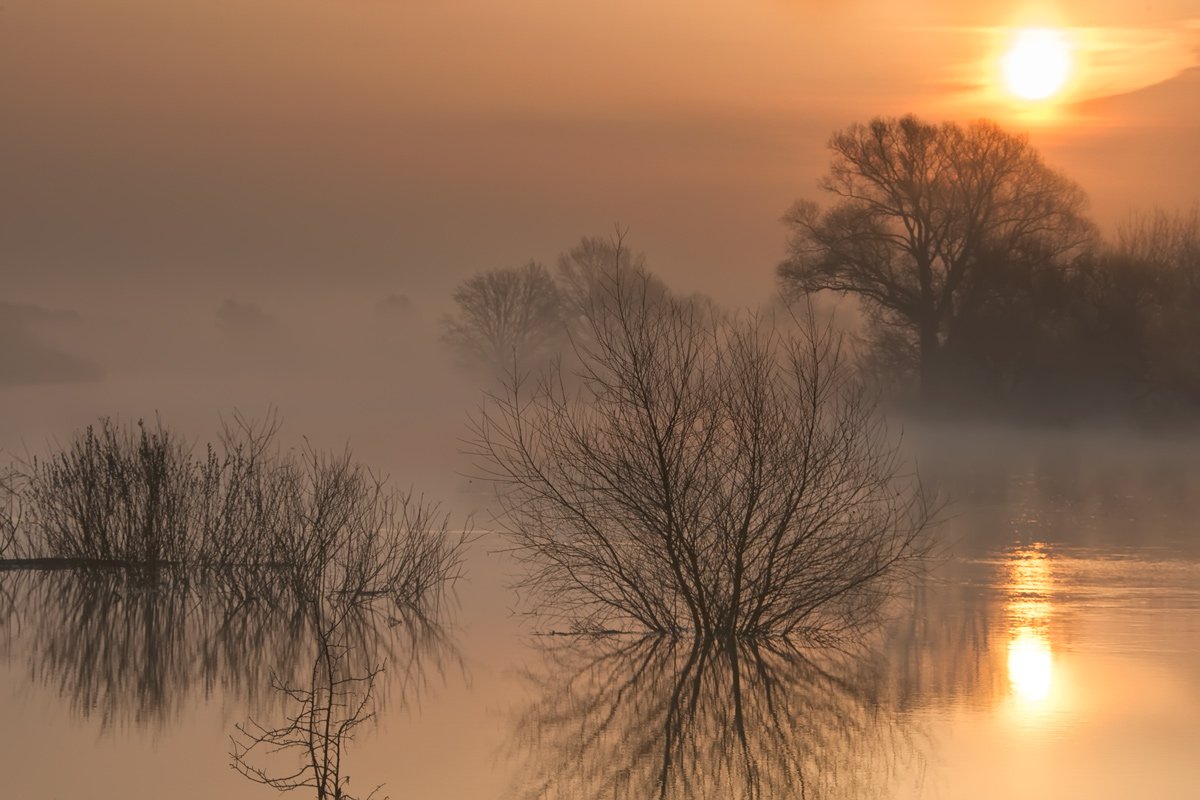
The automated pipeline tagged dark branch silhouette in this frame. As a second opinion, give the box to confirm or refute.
[7,414,467,617]
[0,467,18,560]
[0,414,467,741]
[469,242,931,638]
[778,115,1094,402]
[229,590,459,800]
[229,605,389,800]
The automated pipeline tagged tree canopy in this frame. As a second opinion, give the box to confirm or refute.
[441,262,563,373]
[778,115,1095,400]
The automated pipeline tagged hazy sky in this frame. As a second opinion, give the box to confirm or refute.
[2,0,1198,311]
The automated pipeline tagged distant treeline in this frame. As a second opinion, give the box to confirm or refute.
[914,207,1200,419]
[776,115,1200,421]
[442,115,1199,423]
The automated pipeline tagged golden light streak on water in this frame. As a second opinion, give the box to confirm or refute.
[1004,545,1055,706]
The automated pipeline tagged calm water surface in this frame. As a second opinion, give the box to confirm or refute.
[2,426,1198,798]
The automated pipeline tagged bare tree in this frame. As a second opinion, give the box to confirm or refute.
[778,115,1094,401]
[230,608,388,800]
[442,262,563,373]
[469,255,930,639]
[555,235,666,320]
[228,587,459,800]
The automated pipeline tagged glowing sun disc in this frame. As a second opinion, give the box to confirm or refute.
[1002,28,1071,100]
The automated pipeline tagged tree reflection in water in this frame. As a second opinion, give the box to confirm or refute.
[0,565,457,797]
[508,635,921,800]
[3,568,320,726]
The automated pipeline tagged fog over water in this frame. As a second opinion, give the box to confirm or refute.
[2,418,1199,798]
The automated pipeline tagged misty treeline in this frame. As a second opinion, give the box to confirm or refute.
[440,236,670,376]
[0,414,466,616]
[445,115,1200,421]
[782,115,1200,418]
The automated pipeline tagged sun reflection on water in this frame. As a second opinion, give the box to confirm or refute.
[1005,545,1055,706]
[1008,627,1053,703]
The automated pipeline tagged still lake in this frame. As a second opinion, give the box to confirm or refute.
[2,423,1198,799]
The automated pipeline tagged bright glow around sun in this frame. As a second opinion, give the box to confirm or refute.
[1002,28,1071,100]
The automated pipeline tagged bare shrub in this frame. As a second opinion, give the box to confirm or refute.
[22,418,199,563]
[278,448,467,616]
[19,414,292,565]
[11,415,468,618]
[193,413,295,568]
[0,466,19,559]
[469,262,931,638]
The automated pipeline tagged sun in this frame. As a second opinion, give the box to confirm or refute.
[1002,28,1071,101]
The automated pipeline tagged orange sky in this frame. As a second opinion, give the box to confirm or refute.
[2,0,1197,309]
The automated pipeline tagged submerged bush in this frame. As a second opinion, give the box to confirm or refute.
[470,263,931,638]
[11,415,466,616]
[0,466,18,559]
[276,447,465,614]
[23,419,204,564]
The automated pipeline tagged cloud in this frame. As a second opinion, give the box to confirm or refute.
[375,293,414,319]
[0,304,102,386]
[216,299,275,337]
[934,20,1200,115]
[0,301,83,326]
[1071,23,1200,100]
